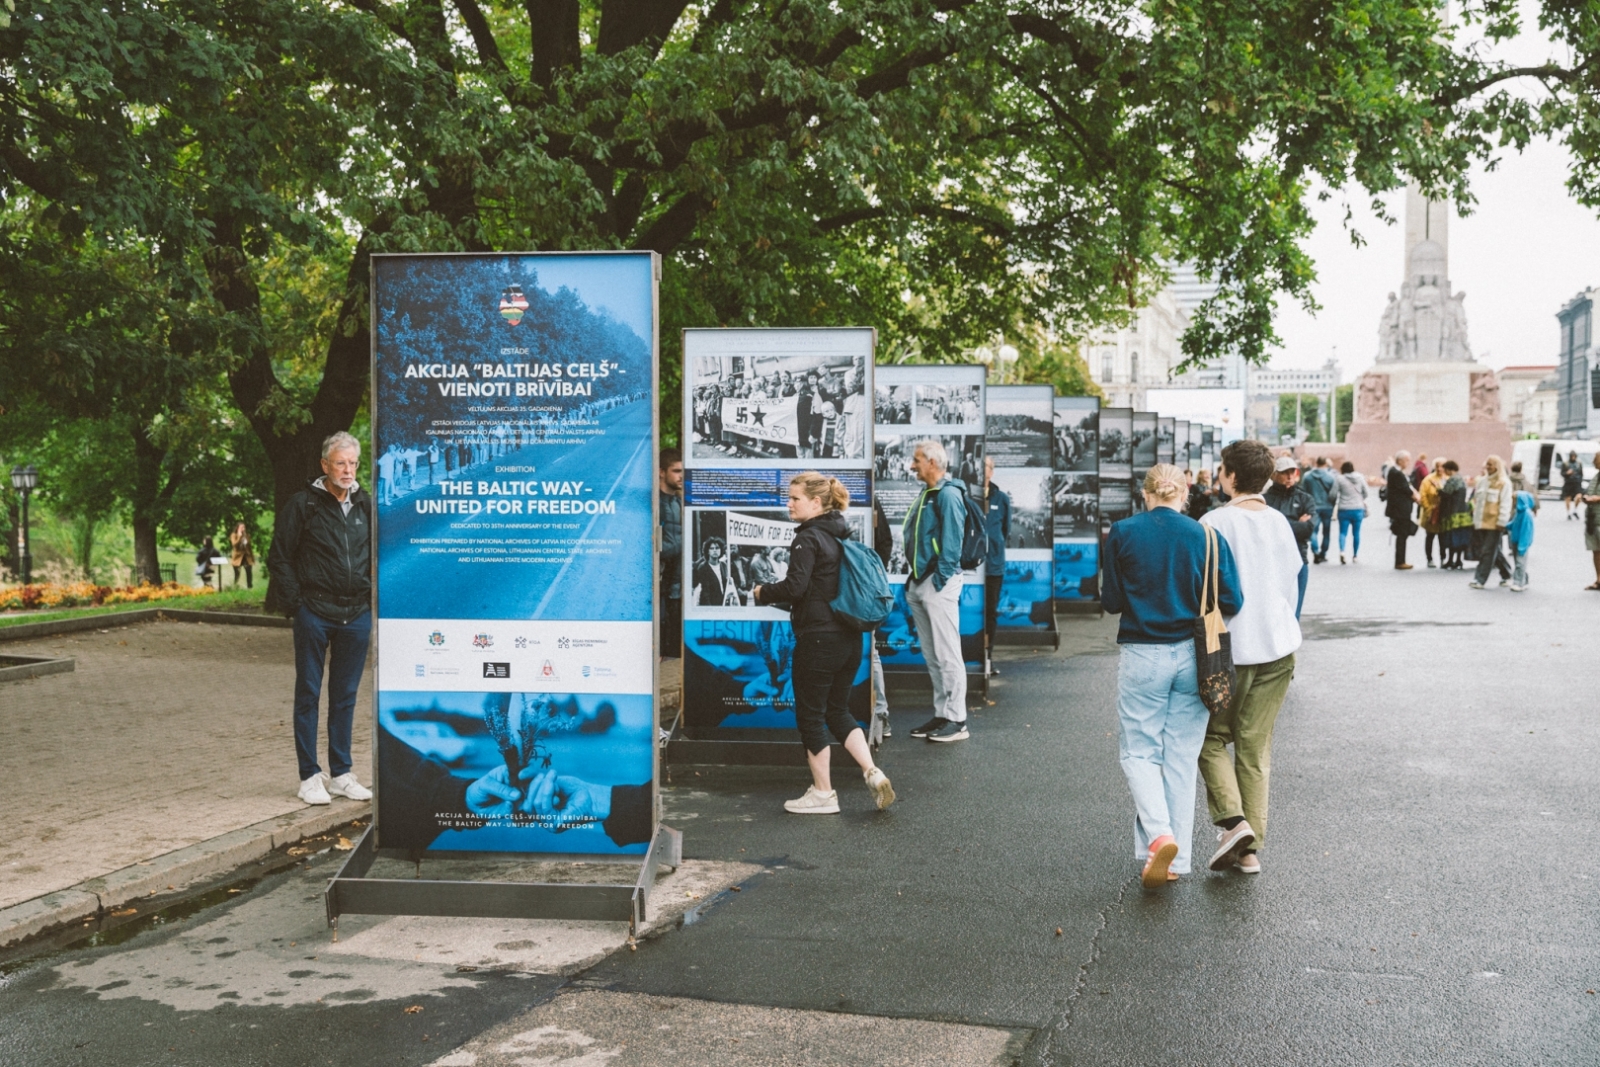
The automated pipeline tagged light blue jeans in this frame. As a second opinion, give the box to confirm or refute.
[1116,642,1209,874]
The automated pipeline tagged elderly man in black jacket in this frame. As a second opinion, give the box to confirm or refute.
[266,431,375,806]
[1385,450,1422,570]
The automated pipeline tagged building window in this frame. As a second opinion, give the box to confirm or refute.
[1101,352,1114,382]
[1130,353,1140,384]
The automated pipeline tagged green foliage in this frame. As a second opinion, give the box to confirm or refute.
[1335,383,1355,443]
[1278,393,1324,443]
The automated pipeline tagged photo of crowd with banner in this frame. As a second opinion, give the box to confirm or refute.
[986,385,1055,634]
[687,335,871,465]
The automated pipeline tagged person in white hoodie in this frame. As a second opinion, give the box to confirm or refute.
[1199,439,1304,875]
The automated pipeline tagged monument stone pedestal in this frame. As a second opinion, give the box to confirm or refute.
[1344,362,1512,475]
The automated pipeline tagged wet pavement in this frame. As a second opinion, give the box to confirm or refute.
[2,507,1597,1066]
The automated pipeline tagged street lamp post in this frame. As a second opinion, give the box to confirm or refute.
[10,464,38,585]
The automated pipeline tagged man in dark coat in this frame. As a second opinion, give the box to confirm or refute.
[1264,456,1314,617]
[980,457,1012,673]
[266,431,375,806]
[1386,450,1421,570]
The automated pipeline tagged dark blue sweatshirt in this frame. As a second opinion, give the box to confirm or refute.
[1101,507,1243,644]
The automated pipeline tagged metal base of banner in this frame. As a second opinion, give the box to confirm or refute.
[1053,600,1104,617]
[993,624,1059,649]
[324,824,683,943]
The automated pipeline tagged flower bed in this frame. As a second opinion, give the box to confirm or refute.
[0,581,216,612]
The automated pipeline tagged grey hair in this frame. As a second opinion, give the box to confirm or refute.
[322,431,361,459]
[912,438,949,471]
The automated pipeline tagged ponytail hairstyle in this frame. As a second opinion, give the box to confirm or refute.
[1141,463,1187,506]
[790,470,850,512]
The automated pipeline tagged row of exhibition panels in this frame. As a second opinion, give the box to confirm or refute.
[673,328,1225,745]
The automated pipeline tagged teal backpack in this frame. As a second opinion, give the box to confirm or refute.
[829,536,893,631]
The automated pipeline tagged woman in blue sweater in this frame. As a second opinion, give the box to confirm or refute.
[1102,464,1243,887]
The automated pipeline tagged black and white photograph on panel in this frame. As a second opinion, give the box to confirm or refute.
[913,384,983,426]
[1100,477,1133,535]
[683,328,873,467]
[984,387,1053,467]
[1053,472,1100,539]
[1099,407,1133,479]
[1175,421,1191,470]
[1131,412,1157,474]
[991,467,1052,550]
[686,508,870,612]
[1054,400,1099,473]
[875,383,914,425]
[1156,417,1175,464]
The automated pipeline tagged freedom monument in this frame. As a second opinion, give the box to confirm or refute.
[1343,186,1512,475]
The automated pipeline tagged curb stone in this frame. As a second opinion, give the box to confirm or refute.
[0,801,370,950]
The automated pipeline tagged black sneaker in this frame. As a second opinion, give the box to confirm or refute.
[909,717,948,739]
[926,719,969,743]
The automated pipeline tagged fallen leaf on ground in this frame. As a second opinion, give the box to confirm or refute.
[110,908,137,918]
[334,837,354,851]
[403,1005,424,1014]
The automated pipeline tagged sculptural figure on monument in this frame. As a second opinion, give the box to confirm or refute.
[1443,292,1472,361]
[1470,371,1500,421]
[1398,282,1417,362]
[1378,292,1401,360]
[1357,372,1390,422]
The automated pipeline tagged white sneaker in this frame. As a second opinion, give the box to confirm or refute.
[298,775,331,805]
[864,767,896,810]
[783,786,840,814]
[327,773,372,801]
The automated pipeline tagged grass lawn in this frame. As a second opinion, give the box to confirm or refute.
[0,584,271,630]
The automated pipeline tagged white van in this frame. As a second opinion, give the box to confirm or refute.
[1510,439,1599,493]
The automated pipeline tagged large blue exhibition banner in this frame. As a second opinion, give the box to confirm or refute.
[371,253,658,856]
[986,384,1054,630]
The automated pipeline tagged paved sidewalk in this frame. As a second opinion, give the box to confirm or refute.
[0,618,373,932]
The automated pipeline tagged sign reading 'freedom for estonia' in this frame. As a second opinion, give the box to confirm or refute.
[371,253,659,858]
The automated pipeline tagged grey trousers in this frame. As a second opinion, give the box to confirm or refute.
[906,572,967,722]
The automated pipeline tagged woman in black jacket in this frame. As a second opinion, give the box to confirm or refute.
[753,472,895,814]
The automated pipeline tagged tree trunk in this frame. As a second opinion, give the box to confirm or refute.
[130,426,166,584]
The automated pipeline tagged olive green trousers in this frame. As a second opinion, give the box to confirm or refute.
[1199,652,1296,848]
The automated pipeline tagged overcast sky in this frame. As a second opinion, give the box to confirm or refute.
[1267,6,1599,379]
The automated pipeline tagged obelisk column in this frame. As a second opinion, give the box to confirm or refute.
[1404,184,1449,281]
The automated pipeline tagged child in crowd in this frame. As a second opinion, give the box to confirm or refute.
[1506,486,1536,592]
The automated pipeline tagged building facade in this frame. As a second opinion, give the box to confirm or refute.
[1084,286,1187,410]
[1496,364,1558,438]
[1556,289,1596,436]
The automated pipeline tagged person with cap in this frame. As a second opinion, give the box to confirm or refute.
[1263,455,1314,618]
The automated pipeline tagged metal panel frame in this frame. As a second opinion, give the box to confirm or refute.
[325,823,682,940]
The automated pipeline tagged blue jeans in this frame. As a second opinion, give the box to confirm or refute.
[1311,507,1333,558]
[1296,560,1308,619]
[1116,643,1209,874]
[1337,509,1364,558]
[292,606,371,781]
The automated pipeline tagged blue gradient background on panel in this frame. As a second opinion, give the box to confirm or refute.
[998,560,1053,628]
[377,691,653,856]
[372,254,654,621]
[1053,542,1100,599]
[877,582,984,669]
[681,621,871,733]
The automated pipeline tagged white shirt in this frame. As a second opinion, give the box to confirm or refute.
[1201,504,1303,666]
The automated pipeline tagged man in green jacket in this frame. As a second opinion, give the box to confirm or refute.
[904,439,971,743]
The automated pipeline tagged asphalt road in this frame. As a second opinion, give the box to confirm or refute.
[2,505,1596,1065]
